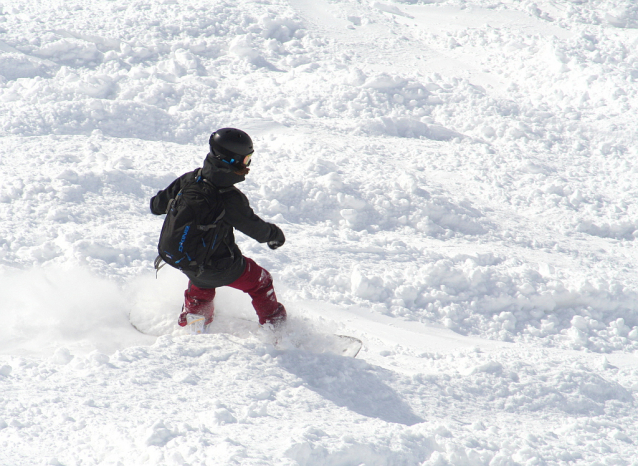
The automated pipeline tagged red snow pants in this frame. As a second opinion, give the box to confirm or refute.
[178,257,286,326]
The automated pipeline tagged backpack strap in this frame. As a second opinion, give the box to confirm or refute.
[196,208,226,231]
[208,186,235,262]
[195,168,226,231]
[154,254,167,277]
[164,168,204,214]
[164,198,175,215]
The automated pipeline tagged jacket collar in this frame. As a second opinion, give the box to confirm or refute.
[201,153,246,187]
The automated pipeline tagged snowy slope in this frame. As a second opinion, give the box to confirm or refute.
[2,0,638,464]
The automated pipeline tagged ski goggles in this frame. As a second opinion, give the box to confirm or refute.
[218,152,253,167]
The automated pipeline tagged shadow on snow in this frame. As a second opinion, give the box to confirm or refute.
[277,350,424,426]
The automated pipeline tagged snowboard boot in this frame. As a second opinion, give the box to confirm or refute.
[177,306,209,335]
[185,313,206,335]
[263,304,287,329]
[182,283,216,328]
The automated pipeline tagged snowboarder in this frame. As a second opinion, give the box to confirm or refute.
[150,128,287,333]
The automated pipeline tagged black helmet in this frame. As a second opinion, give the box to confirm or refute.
[209,128,253,169]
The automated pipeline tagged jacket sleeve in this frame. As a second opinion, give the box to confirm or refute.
[149,170,197,215]
[222,188,285,244]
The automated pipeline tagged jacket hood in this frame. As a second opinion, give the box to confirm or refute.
[201,153,246,187]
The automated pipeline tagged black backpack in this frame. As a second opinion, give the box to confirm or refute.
[154,169,227,276]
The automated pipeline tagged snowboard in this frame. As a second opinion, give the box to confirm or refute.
[332,335,363,358]
[226,317,362,358]
[130,315,363,358]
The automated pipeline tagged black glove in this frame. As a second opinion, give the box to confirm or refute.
[268,228,285,250]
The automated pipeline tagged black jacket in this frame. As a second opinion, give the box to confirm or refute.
[150,154,285,288]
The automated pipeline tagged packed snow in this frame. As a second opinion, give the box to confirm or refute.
[2,0,638,464]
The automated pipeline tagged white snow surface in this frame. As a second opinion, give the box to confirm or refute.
[2,0,638,464]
